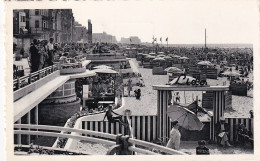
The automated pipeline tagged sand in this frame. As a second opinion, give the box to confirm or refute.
[124,59,253,118]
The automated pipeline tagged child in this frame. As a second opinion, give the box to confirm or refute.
[196,140,210,155]
[134,89,141,100]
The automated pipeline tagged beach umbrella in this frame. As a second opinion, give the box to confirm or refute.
[164,67,183,73]
[93,65,112,69]
[153,57,166,61]
[167,104,204,131]
[142,53,150,57]
[168,54,175,57]
[157,54,165,57]
[169,75,195,85]
[172,55,181,58]
[164,56,172,60]
[92,68,118,74]
[222,71,241,77]
[197,61,214,66]
[179,56,189,60]
[146,55,156,59]
[208,52,216,55]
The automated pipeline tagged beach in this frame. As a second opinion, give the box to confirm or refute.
[124,59,253,118]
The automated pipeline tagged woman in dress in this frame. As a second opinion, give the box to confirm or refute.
[166,120,181,150]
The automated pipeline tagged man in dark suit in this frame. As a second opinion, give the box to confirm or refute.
[29,39,40,72]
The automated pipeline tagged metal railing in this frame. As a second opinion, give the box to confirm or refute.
[13,65,58,91]
[14,124,186,155]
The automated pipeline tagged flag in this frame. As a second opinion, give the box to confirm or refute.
[160,37,162,42]
[130,38,132,42]
[154,38,157,42]
[166,37,168,42]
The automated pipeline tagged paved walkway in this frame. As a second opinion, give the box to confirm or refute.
[123,59,168,116]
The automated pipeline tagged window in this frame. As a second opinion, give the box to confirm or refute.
[35,20,39,28]
[43,20,47,29]
[35,9,39,15]
[20,16,25,22]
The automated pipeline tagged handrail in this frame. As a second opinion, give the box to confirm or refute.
[14,124,116,140]
[14,124,186,155]
[128,146,157,155]
[14,130,116,146]
[13,65,58,91]
[14,144,89,155]
[128,138,186,155]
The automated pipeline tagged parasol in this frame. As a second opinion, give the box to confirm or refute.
[149,53,156,56]
[153,57,166,61]
[172,55,181,58]
[179,56,189,60]
[93,65,112,69]
[222,71,241,77]
[92,68,118,74]
[164,67,183,74]
[197,61,214,66]
[157,54,165,57]
[167,104,204,131]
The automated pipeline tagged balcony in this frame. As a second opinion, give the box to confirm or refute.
[13,27,50,38]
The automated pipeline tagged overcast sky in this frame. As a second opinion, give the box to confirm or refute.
[72,0,258,44]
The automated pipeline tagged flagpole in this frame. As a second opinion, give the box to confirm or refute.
[152,35,154,53]
[205,28,207,49]
[166,38,168,52]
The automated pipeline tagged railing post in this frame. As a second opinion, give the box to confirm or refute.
[17,77,20,89]
[38,71,42,79]
[28,74,32,84]
[108,135,133,155]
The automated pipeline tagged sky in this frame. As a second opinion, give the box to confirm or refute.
[71,0,258,44]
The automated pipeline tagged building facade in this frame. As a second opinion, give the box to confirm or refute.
[92,32,117,43]
[120,36,141,44]
[73,21,88,42]
[13,9,77,52]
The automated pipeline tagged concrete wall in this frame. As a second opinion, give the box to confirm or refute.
[38,99,81,126]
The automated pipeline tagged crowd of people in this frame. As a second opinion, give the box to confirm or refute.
[29,38,55,72]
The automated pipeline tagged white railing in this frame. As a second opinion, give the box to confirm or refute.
[13,65,58,91]
[14,124,186,155]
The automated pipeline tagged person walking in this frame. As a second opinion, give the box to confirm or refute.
[166,120,181,150]
[29,39,40,73]
[134,89,141,100]
[175,92,180,103]
[127,78,132,96]
[38,42,47,70]
[47,38,54,66]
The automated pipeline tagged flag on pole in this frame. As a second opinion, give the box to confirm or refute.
[166,37,168,42]
[160,37,162,42]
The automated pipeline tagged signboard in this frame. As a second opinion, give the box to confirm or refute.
[175,74,208,86]
[83,85,89,99]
